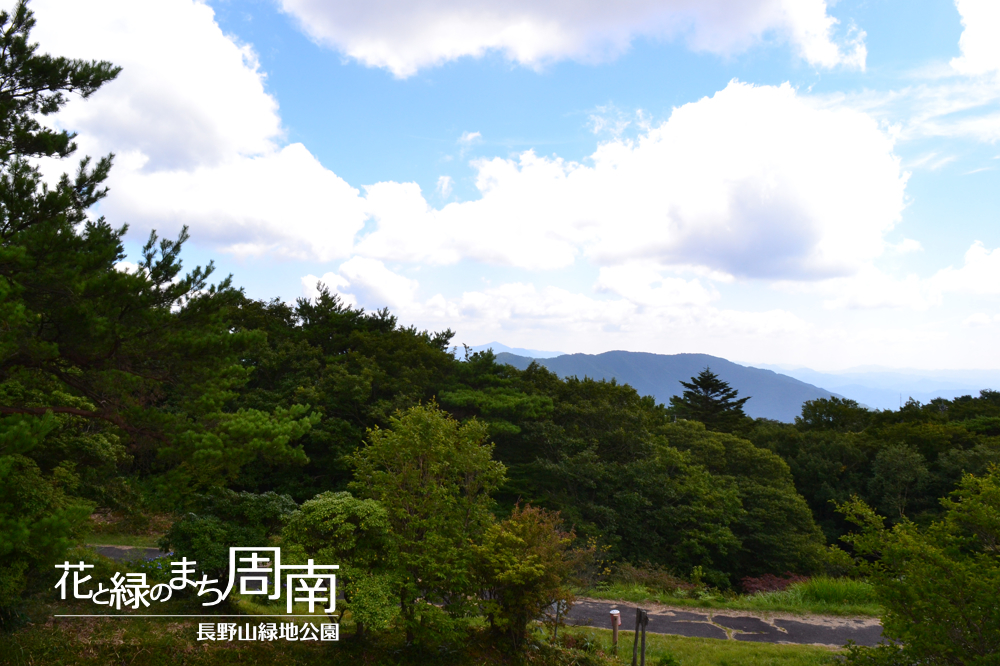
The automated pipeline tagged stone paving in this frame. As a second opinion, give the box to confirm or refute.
[565,598,883,647]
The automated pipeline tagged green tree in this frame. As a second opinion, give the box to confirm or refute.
[867,445,929,519]
[281,491,398,637]
[664,421,826,579]
[796,397,872,433]
[841,468,1000,665]
[224,289,458,500]
[0,0,316,614]
[159,489,297,575]
[669,368,751,433]
[472,504,582,652]
[348,403,506,643]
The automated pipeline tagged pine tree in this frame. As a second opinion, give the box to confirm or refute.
[669,367,751,433]
[0,1,315,618]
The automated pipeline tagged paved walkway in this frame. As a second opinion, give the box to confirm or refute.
[566,598,883,648]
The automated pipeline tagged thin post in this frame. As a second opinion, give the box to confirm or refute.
[640,609,648,666]
[632,608,641,666]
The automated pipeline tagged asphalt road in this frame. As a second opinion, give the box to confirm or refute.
[566,598,883,647]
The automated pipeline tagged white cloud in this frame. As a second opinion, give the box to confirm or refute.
[358,81,906,279]
[781,241,1000,312]
[963,312,999,327]
[303,257,419,310]
[278,0,866,77]
[27,0,365,260]
[819,266,938,311]
[930,241,1000,295]
[302,262,810,354]
[31,0,281,170]
[436,175,454,197]
[890,238,923,255]
[951,0,1000,75]
[595,264,718,307]
[103,144,367,261]
[114,261,140,274]
[459,131,482,144]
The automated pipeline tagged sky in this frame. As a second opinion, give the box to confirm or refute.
[21,0,1000,370]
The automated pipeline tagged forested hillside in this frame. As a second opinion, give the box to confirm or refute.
[2,5,999,662]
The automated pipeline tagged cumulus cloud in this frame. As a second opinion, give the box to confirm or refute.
[27,0,365,260]
[32,0,281,170]
[778,241,1000,312]
[103,144,367,261]
[303,257,419,310]
[818,266,937,311]
[595,264,718,307]
[951,0,1000,75]
[301,261,809,354]
[930,241,1000,295]
[278,0,866,77]
[358,81,906,279]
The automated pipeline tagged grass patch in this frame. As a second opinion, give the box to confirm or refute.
[0,612,843,666]
[562,626,842,666]
[585,576,880,617]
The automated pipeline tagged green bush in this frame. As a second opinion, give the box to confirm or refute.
[0,450,92,619]
[842,468,1000,665]
[281,491,398,634]
[472,504,583,651]
[159,489,296,574]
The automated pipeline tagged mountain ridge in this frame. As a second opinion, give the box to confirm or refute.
[494,350,840,423]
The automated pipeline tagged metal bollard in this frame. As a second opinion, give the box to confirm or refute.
[610,609,620,654]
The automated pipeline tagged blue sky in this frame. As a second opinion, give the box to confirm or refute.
[25,0,1000,369]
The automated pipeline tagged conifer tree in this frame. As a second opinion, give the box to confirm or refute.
[0,1,314,619]
[669,367,751,433]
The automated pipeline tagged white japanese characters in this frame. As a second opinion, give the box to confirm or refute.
[197,621,338,642]
[54,547,339,614]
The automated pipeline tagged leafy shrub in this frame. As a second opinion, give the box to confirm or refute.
[841,468,1000,665]
[0,447,92,621]
[159,489,296,574]
[473,504,585,651]
[610,562,695,595]
[281,491,398,634]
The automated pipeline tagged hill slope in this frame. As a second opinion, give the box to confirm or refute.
[495,350,838,422]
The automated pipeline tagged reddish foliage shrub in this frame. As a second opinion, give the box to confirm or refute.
[740,572,809,595]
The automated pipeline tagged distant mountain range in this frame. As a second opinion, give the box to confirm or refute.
[494,350,839,423]
[458,341,565,359]
[752,365,1000,411]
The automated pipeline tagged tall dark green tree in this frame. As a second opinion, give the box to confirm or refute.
[0,0,314,618]
[670,368,751,433]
